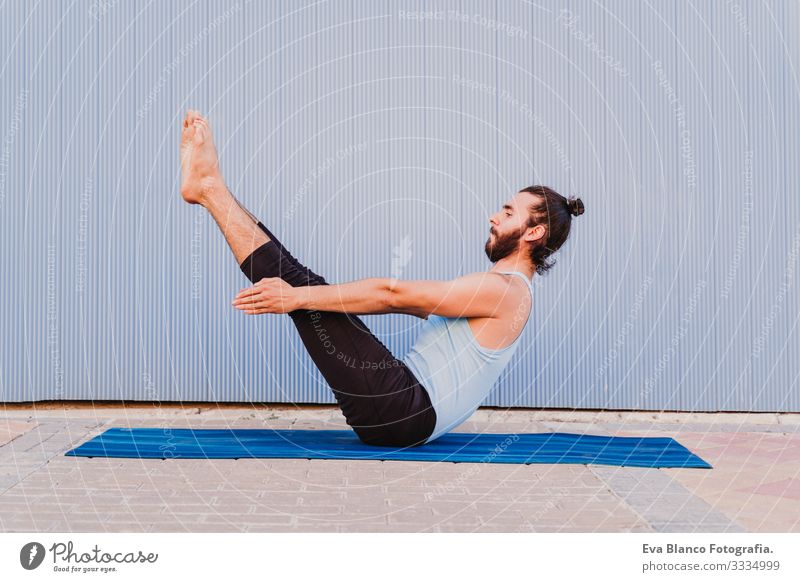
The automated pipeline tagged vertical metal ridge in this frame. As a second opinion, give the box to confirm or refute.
[0,1,797,412]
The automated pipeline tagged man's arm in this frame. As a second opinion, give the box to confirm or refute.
[296,273,511,319]
[233,273,513,319]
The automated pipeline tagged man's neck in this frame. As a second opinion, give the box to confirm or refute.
[489,258,534,280]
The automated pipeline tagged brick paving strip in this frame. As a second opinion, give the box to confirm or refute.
[0,420,107,494]
[0,405,798,532]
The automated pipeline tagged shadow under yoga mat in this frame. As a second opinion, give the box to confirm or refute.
[65,428,711,468]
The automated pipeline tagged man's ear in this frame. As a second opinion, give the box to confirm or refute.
[523,224,546,243]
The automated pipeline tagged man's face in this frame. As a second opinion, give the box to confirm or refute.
[484,192,532,262]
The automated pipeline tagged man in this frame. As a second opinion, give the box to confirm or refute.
[180,110,584,448]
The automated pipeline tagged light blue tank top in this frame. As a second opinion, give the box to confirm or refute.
[402,271,533,443]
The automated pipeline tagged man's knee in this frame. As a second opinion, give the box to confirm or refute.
[239,241,276,283]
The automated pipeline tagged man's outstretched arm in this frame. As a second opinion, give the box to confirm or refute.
[233,274,511,319]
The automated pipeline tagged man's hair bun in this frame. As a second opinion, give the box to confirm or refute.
[567,197,585,217]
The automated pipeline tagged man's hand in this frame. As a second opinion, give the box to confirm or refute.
[232,278,298,315]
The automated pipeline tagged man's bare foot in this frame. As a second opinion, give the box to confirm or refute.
[180,110,225,205]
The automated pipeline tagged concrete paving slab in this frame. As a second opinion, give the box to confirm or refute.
[0,405,798,532]
[0,420,37,446]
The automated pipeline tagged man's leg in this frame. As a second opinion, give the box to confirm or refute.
[237,231,436,447]
[179,111,435,446]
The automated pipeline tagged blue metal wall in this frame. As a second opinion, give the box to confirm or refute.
[1,1,798,410]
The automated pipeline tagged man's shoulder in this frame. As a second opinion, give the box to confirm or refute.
[457,271,530,295]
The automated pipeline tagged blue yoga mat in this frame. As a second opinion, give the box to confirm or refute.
[65,428,711,468]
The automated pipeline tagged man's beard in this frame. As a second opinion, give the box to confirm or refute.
[484,225,525,262]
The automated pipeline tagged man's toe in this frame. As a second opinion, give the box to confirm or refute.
[193,124,205,144]
[185,109,197,127]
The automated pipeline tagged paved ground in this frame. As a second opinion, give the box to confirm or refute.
[1,404,799,533]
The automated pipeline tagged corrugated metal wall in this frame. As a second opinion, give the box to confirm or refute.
[1,1,798,410]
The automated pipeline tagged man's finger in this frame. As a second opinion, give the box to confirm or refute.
[233,287,261,301]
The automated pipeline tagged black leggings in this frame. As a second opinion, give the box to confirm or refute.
[239,221,436,448]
